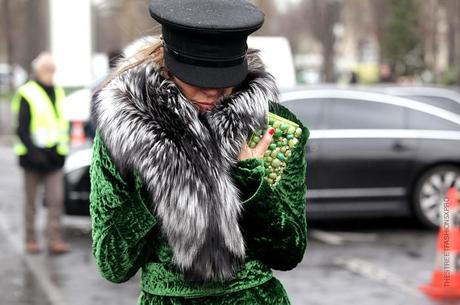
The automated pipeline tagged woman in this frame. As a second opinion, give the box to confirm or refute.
[90,0,309,304]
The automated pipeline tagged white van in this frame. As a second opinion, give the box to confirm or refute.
[248,36,296,90]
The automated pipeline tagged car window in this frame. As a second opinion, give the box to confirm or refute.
[282,98,325,129]
[404,95,460,115]
[408,109,460,131]
[328,99,404,129]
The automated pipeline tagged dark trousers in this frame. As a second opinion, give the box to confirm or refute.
[23,169,64,244]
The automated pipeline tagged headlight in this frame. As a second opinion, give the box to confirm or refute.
[66,167,88,185]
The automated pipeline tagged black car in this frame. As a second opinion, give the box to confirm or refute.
[64,148,92,216]
[281,88,460,228]
[64,88,460,228]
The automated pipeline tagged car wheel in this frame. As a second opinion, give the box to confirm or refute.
[413,165,460,229]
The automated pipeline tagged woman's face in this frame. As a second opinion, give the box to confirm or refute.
[173,76,234,111]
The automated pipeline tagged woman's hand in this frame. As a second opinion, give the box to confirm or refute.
[238,128,275,161]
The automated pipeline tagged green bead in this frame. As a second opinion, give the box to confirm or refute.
[272,159,281,168]
[295,128,302,137]
[269,143,277,150]
[264,150,271,157]
[277,153,286,161]
[270,150,278,158]
[280,124,289,131]
[267,178,274,184]
[255,130,262,136]
[253,136,261,144]
[277,141,284,147]
[280,147,287,153]
[286,134,294,140]
[285,150,292,158]
[249,141,256,148]
[269,118,275,125]
[288,138,298,148]
[288,126,296,134]
[274,129,283,137]
[267,157,273,162]
[269,173,278,179]
[273,121,281,128]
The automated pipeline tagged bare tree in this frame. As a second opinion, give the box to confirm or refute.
[1,0,15,90]
[369,0,388,61]
[94,0,158,54]
[1,0,49,74]
[417,0,442,78]
[308,0,342,82]
[444,0,460,85]
[251,0,280,36]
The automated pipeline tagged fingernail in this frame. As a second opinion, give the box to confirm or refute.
[268,128,275,135]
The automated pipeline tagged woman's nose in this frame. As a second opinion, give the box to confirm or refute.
[201,88,221,97]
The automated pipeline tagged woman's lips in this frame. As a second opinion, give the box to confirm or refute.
[194,101,215,111]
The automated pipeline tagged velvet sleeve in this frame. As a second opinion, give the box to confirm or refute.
[90,132,156,283]
[236,104,309,271]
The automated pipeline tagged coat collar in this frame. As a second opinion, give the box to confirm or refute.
[93,51,277,283]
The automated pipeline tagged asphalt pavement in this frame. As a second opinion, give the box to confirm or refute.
[0,229,50,305]
[0,144,452,305]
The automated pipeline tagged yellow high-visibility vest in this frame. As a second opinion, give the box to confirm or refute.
[11,80,69,156]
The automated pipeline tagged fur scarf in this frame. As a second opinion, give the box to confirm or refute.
[93,50,278,283]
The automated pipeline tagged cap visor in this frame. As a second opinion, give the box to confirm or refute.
[165,52,248,88]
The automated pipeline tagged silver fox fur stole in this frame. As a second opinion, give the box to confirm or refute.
[93,49,278,283]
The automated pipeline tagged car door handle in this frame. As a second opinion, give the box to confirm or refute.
[392,141,410,152]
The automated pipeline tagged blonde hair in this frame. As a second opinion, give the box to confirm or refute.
[100,37,170,90]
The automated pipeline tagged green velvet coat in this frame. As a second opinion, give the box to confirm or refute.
[90,102,309,305]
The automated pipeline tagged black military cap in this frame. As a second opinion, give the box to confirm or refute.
[149,0,264,88]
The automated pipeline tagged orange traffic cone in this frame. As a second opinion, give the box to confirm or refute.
[71,121,86,147]
[420,187,460,299]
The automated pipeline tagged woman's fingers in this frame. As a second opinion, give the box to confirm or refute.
[238,142,252,160]
[254,127,274,156]
[238,128,275,160]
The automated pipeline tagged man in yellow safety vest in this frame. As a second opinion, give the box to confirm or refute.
[11,52,70,255]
